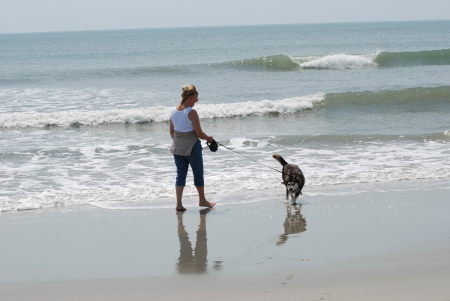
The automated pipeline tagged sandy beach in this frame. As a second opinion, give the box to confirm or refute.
[2,19,450,301]
[1,179,450,301]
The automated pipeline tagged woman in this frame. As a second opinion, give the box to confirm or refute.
[170,84,216,211]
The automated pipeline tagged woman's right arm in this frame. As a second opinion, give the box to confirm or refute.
[170,119,175,139]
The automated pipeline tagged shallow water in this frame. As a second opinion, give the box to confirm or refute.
[1,21,450,211]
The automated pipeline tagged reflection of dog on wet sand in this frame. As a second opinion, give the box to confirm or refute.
[277,204,307,246]
[273,154,305,204]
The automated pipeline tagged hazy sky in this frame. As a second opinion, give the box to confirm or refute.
[1,0,449,34]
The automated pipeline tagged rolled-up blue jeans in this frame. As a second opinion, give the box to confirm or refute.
[174,139,204,187]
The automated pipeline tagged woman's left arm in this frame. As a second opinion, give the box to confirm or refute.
[189,110,213,143]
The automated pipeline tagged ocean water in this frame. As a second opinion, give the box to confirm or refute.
[1,21,450,212]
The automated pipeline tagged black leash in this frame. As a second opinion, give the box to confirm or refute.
[215,141,285,175]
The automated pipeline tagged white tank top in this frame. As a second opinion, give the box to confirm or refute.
[171,107,195,132]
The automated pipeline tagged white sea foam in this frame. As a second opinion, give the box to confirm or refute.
[295,53,379,69]
[0,93,325,128]
[2,136,450,212]
[0,107,172,128]
[2,166,449,212]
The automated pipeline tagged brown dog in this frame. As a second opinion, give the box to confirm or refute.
[273,154,305,204]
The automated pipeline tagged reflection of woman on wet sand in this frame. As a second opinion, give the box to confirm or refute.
[176,209,209,274]
[277,204,307,246]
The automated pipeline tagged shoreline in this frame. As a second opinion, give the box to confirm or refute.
[1,181,449,300]
[2,177,450,213]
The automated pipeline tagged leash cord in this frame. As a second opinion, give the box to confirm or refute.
[216,142,285,175]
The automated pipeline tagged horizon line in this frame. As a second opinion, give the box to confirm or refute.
[1,19,449,35]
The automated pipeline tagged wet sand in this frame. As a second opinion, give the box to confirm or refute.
[1,181,450,301]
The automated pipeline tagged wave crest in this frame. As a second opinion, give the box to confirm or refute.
[0,107,172,128]
[198,93,324,118]
[224,49,450,71]
[296,53,378,69]
[0,93,325,128]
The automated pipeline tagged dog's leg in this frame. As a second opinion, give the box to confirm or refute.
[292,191,301,204]
[290,192,296,205]
[284,187,289,203]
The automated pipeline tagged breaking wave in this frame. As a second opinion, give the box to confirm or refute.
[224,53,376,70]
[224,49,450,70]
[2,85,449,128]
[295,53,378,69]
[0,93,325,128]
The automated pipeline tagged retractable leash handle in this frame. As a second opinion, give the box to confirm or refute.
[207,139,218,152]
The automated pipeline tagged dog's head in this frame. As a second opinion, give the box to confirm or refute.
[282,174,304,195]
[286,181,300,193]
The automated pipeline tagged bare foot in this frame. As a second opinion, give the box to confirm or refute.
[199,200,216,208]
[176,206,187,211]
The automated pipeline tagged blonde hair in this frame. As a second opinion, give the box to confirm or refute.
[180,84,198,105]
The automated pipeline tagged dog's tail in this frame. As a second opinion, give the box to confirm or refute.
[273,154,289,166]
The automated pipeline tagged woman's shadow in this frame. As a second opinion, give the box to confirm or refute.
[176,208,222,274]
[277,204,307,246]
